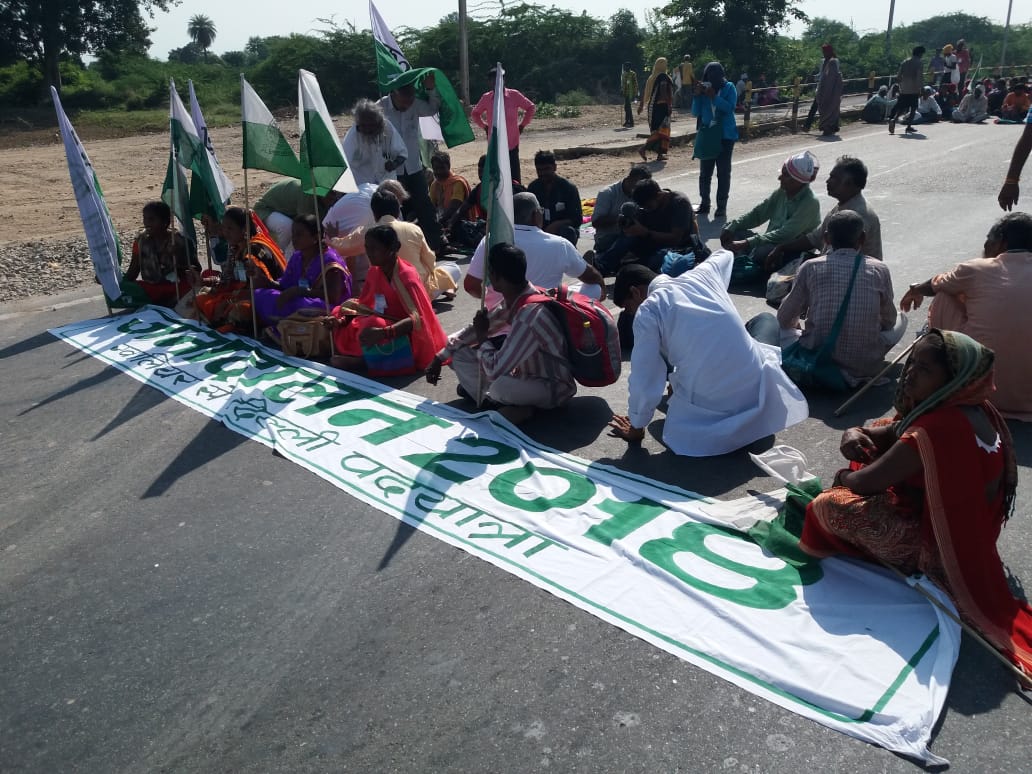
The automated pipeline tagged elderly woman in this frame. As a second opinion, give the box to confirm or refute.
[326,225,447,375]
[800,330,1032,684]
[251,215,350,330]
[341,99,408,186]
[814,43,844,136]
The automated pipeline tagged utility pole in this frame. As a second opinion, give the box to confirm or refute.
[1001,0,1014,70]
[885,0,896,57]
[458,0,470,106]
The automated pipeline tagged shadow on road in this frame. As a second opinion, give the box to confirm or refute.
[142,420,250,499]
[0,331,59,360]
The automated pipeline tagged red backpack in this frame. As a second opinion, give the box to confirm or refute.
[514,285,622,387]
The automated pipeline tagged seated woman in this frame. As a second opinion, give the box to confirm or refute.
[251,214,350,332]
[801,330,1032,684]
[125,200,199,307]
[193,207,286,331]
[326,225,447,376]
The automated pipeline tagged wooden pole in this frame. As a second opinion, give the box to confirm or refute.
[311,188,335,358]
[791,76,800,133]
[834,336,920,417]
[244,167,259,338]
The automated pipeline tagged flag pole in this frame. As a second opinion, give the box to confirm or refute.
[169,121,182,306]
[244,168,260,338]
[311,189,336,358]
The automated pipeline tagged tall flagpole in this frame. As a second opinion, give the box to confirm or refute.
[169,125,182,305]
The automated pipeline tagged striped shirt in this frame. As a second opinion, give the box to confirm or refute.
[441,286,575,404]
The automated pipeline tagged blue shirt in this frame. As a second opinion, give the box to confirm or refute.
[693,82,739,141]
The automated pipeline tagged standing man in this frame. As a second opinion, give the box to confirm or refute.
[928,47,945,88]
[471,69,536,183]
[621,63,639,128]
[527,150,583,246]
[378,72,446,250]
[677,55,695,108]
[888,46,926,135]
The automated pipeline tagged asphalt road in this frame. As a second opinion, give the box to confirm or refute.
[2,120,1031,773]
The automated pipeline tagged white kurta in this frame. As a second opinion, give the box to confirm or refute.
[628,249,809,456]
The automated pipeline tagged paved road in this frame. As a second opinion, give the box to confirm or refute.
[2,120,1031,772]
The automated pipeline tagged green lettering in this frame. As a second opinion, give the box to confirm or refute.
[403,437,520,484]
[116,319,166,335]
[584,497,668,546]
[639,522,822,610]
[327,400,449,445]
[489,463,596,513]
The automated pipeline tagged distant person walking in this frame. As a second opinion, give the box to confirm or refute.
[888,47,926,135]
[621,62,639,128]
[639,57,675,162]
[815,44,844,136]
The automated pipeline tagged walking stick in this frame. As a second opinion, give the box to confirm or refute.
[311,190,336,358]
[243,168,259,338]
[834,335,922,417]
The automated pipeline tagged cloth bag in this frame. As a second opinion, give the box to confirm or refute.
[362,336,415,376]
[276,309,331,360]
[780,252,862,392]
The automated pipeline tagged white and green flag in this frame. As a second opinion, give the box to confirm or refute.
[187,80,235,206]
[241,75,303,178]
[169,79,226,220]
[50,86,124,302]
[298,69,348,197]
[483,63,515,251]
[160,147,198,254]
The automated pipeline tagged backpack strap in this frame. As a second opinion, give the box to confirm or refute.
[815,252,863,358]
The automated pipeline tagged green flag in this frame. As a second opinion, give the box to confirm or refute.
[161,150,198,257]
[298,69,348,197]
[169,79,226,221]
[241,75,303,178]
[483,64,515,252]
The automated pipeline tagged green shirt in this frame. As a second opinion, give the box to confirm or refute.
[621,70,639,100]
[254,180,317,222]
[727,186,821,249]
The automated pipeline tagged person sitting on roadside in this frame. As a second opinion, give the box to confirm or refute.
[446,155,527,249]
[899,211,1032,421]
[798,329,1032,688]
[593,178,699,276]
[463,192,605,306]
[861,86,896,124]
[125,200,199,307]
[748,211,905,385]
[326,225,447,375]
[428,150,470,240]
[1001,82,1031,122]
[952,84,989,123]
[987,79,1007,116]
[607,253,808,457]
[329,188,460,302]
[251,215,350,331]
[720,151,822,281]
[935,83,960,119]
[426,242,577,426]
[911,86,942,124]
[527,150,583,246]
[342,99,408,186]
[589,165,652,258]
[254,178,341,255]
[191,207,286,330]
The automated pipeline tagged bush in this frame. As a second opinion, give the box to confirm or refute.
[535,102,582,118]
[555,88,593,106]
[0,62,43,106]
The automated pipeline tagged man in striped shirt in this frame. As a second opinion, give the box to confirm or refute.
[426,243,575,425]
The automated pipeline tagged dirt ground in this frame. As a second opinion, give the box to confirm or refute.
[0,106,649,246]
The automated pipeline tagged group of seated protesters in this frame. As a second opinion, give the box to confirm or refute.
[863,77,1031,126]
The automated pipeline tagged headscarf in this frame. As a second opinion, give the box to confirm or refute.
[942,44,954,55]
[782,150,819,184]
[641,57,670,108]
[893,329,1016,518]
[821,43,836,58]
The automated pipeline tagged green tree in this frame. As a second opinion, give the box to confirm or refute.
[0,0,177,93]
[659,0,807,84]
[187,14,217,59]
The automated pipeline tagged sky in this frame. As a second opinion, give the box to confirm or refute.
[146,0,1026,59]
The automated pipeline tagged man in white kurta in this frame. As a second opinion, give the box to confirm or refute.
[609,249,809,456]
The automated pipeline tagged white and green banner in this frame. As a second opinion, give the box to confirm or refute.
[50,308,959,766]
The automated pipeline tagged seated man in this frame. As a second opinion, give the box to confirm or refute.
[594,179,698,276]
[446,154,526,248]
[911,85,942,123]
[860,86,896,124]
[1001,82,1031,121]
[720,150,822,282]
[589,165,652,257]
[463,192,605,305]
[254,178,340,255]
[527,150,583,246]
[900,211,1032,420]
[952,84,989,123]
[426,243,576,425]
[428,150,470,241]
[750,211,905,384]
[608,251,808,457]
[125,200,199,307]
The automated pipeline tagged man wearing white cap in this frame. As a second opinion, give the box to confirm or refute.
[719,150,822,282]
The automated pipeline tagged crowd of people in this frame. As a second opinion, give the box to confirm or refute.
[117,60,1032,688]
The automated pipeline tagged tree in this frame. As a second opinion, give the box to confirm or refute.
[187,14,216,59]
[659,0,807,84]
[2,0,177,94]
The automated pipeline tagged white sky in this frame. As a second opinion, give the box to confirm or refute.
[145,0,1025,59]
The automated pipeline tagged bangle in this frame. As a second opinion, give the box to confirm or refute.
[385,325,396,341]
[1005,177,1020,185]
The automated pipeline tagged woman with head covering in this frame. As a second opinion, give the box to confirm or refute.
[692,61,740,218]
[815,44,844,136]
[800,330,1032,687]
[638,57,675,161]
